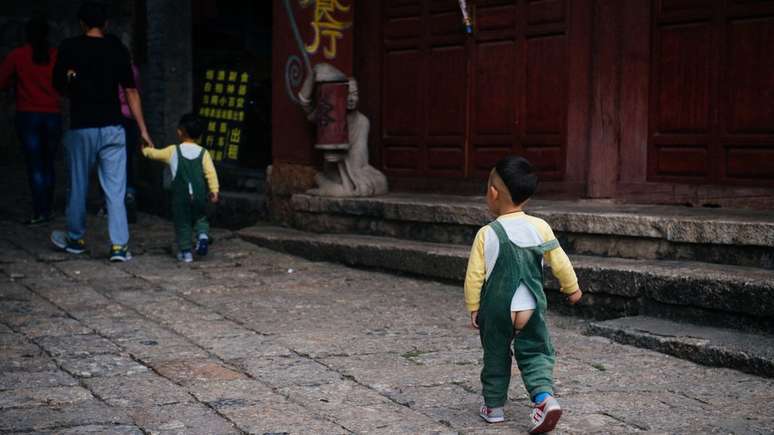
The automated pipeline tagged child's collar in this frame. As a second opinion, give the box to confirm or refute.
[498,210,525,218]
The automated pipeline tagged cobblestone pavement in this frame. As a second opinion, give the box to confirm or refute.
[0,211,773,434]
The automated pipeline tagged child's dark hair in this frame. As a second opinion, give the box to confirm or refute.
[494,156,538,204]
[78,2,108,29]
[178,113,205,140]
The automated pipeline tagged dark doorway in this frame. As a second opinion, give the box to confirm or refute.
[192,0,272,173]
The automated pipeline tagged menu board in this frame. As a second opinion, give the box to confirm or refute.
[198,69,250,163]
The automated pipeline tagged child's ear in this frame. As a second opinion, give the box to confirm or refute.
[488,184,499,200]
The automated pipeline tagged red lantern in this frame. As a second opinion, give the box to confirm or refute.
[315,81,349,156]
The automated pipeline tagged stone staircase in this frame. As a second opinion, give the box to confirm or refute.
[238,193,774,376]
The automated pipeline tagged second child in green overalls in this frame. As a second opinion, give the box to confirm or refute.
[142,113,219,263]
[464,156,582,434]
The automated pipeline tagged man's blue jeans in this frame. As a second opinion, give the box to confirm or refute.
[15,112,62,218]
[65,125,129,246]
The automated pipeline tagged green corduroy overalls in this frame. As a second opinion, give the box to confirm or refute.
[170,145,209,251]
[478,219,559,408]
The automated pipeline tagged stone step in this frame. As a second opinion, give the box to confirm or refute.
[289,194,774,269]
[586,316,774,378]
[238,225,774,332]
[210,191,267,229]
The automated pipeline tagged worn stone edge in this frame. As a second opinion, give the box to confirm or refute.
[585,322,774,378]
[290,194,774,247]
[238,226,774,317]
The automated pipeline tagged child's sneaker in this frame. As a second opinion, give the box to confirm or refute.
[195,234,208,257]
[479,405,505,423]
[177,250,193,263]
[529,396,562,434]
[109,245,132,262]
[25,214,53,227]
[51,230,86,254]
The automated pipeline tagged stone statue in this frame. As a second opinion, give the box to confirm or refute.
[298,63,388,197]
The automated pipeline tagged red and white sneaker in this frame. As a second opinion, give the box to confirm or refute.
[479,405,505,423]
[529,396,562,433]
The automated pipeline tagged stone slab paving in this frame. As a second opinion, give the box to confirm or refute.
[0,213,772,434]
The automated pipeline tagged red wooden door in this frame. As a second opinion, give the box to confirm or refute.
[649,0,774,185]
[470,0,569,180]
[380,0,574,182]
[381,0,468,178]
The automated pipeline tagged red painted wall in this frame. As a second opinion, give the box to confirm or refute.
[272,0,355,165]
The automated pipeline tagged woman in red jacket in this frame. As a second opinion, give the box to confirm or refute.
[0,17,61,225]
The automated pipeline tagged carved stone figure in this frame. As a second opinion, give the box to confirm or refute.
[298,63,388,197]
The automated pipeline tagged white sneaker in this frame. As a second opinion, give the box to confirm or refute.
[529,396,562,433]
[479,405,505,423]
[177,250,193,263]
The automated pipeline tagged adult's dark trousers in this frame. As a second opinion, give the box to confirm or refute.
[15,111,62,218]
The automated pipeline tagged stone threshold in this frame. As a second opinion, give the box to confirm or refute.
[586,316,774,378]
[291,194,774,248]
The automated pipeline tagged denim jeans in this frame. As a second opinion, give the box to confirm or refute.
[64,125,129,246]
[15,112,62,218]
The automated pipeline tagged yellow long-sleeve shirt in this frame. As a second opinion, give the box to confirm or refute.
[464,211,579,313]
[142,142,219,193]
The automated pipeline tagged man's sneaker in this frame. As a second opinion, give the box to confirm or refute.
[529,396,562,434]
[177,250,193,263]
[479,406,505,423]
[109,245,132,262]
[51,231,86,254]
[195,235,209,257]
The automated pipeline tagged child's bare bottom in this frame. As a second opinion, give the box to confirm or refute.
[511,283,537,330]
[511,310,534,330]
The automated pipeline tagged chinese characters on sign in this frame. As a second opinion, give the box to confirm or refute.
[300,0,351,59]
[198,69,250,162]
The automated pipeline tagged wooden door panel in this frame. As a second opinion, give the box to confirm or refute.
[720,13,774,182]
[524,34,566,135]
[426,46,466,175]
[649,0,774,185]
[382,50,423,173]
[380,0,575,182]
[382,1,423,175]
[523,147,564,173]
[656,147,708,177]
[649,1,715,182]
[521,0,568,179]
[654,24,712,134]
[526,0,566,27]
[471,39,515,176]
[725,17,774,134]
[726,148,774,179]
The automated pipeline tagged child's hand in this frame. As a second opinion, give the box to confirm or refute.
[140,131,155,149]
[209,192,219,204]
[470,311,479,329]
[567,289,583,305]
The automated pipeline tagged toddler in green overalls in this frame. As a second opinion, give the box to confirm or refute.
[142,113,220,263]
[464,156,582,433]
